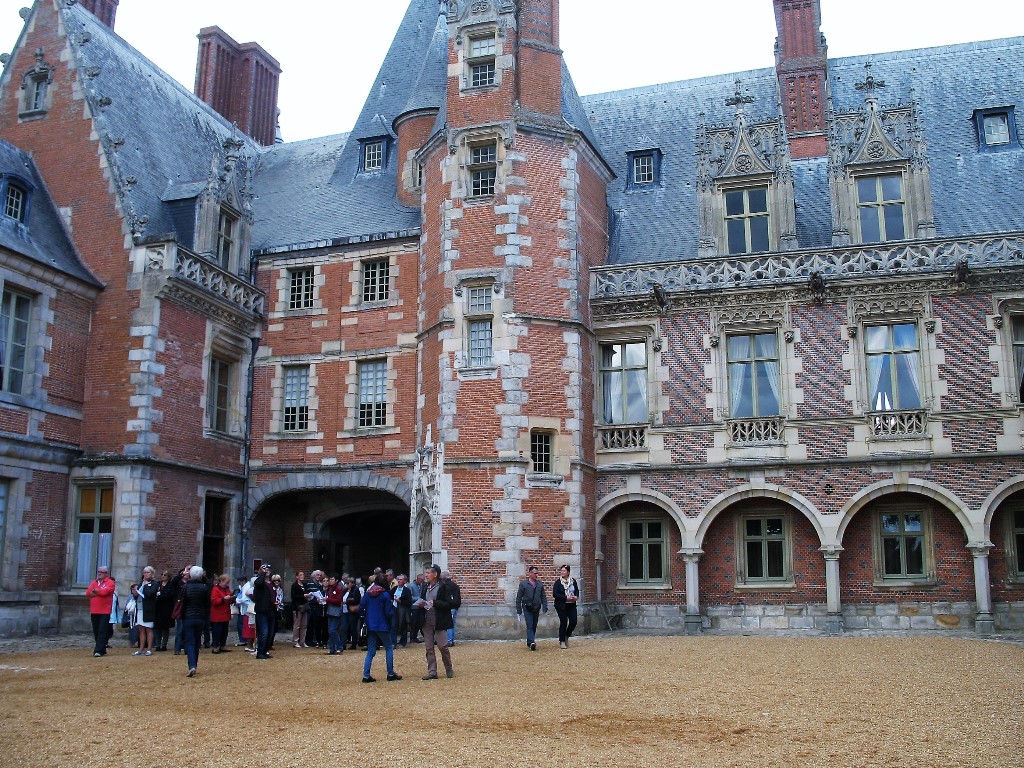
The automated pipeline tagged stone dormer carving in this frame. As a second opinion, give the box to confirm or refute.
[827,64,934,246]
[18,48,55,118]
[192,137,254,274]
[447,0,515,23]
[696,81,799,257]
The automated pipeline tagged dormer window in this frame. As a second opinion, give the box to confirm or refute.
[626,150,661,189]
[216,208,237,268]
[18,49,54,119]
[4,184,27,223]
[974,107,1018,152]
[361,139,387,172]
[725,186,770,254]
[856,174,906,243]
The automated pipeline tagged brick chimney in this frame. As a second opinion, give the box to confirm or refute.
[774,0,827,158]
[517,0,563,120]
[77,0,118,28]
[194,27,281,147]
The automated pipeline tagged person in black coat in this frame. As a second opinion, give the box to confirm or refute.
[552,564,580,649]
[179,565,211,677]
[153,569,176,651]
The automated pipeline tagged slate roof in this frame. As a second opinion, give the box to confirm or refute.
[58,3,257,244]
[0,139,100,286]
[582,37,1024,265]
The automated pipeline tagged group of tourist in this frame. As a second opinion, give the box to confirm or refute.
[84,560,580,680]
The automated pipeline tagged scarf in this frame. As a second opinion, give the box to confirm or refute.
[560,577,575,597]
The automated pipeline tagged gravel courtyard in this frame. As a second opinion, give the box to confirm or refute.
[0,633,1020,767]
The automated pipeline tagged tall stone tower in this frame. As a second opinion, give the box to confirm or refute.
[413,0,611,604]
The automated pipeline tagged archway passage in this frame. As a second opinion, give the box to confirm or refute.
[249,487,410,579]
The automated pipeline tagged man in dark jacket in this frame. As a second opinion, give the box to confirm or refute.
[252,563,276,660]
[442,570,462,646]
[391,573,413,648]
[515,565,548,651]
[420,564,456,680]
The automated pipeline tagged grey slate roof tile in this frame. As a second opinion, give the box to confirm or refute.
[0,139,100,286]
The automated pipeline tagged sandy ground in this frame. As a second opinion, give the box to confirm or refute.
[0,633,1020,768]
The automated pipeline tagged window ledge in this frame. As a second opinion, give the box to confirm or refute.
[349,426,399,437]
[17,109,47,121]
[273,431,319,440]
[872,579,938,590]
[526,472,563,488]
[203,429,244,445]
[616,583,673,592]
[457,364,498,381]
[734,582,796,591]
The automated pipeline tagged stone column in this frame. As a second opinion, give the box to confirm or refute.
[681,549,703,635]
[821,545,844,635]
[967,543,995,635]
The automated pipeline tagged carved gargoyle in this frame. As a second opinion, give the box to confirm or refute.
[808,270,826,302]
[652,282,668,313]
[953,258,970,286]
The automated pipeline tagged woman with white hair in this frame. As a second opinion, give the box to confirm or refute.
[179,565,211,677]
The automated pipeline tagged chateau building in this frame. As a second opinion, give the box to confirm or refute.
[0,0,1021,636]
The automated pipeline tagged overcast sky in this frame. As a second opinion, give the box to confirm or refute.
[1,1,1020,142]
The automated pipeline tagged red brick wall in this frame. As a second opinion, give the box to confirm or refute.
[19,469,69,589]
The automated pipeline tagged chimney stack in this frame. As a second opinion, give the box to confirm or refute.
[77,0,118,29]
[194,27,281,147]
[773,0,828,158]
[516,0,563,119]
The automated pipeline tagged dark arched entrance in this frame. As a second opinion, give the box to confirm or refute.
[249,486,410,579]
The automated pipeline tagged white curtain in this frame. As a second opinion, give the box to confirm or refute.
[755,334,781,414]
[899,351,921,408]
[867,354,887,410]
[728,336,751,416]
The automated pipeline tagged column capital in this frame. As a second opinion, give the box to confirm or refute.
[966,541,994,556]
[678,548,703,562]
[819,544,844,559]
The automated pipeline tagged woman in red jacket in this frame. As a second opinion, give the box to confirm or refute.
[209,574,236,654]
[86,566,116,657]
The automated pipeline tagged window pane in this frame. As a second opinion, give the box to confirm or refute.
[749,216,769,253]
[891,324,917,350]
[601,344,621,369]
[883,537,902,575]
[729,362,754,417]
[727,334,752,361]
[1015,532,1024,573]
[870,356,894,411]
[904,536,924,575]
[857,177,878,203]
[647,521,662,539]
[725,190,745,216]
[623,369,647,423]
[623,343,646,367]
[748,187,768,213]
[766,540,785,578]
[628,543,645,580]
[647,542,663,579]
[754,361,780,415]
[881,175,903,201]
[601,371,622,423]
[745,518,762,537]
[1014,509,1024,529]
[865,325,890,352]
[765,518,783,537]
[903,513,922,533]
[860,208,881,243]
[746,541,764,578]
[881,514,900,533]
[753,333,777,358]
[628,522,643,540]
[883,204,905,240]
[726,219,747,254]
[894,353,921,408]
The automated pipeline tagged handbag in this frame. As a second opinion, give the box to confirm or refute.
[171,588,185,620]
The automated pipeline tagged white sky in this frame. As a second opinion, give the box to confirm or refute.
[1,0,1021,142]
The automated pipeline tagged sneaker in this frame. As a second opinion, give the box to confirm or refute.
[421,673,438,680]
[187,668,196,677]
[144,650,153,656]
[132,650,144,656]
[387,674,403,681]
[530,642,537,651]
[559,642,567,650]
[362,676,376,683]
[445,669,454,679]
[234,642,246,647]
[293,642,301,649]
[93,652,102,657]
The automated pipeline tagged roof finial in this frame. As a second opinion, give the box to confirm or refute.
[855,62,885,103]
[725,79,754,116]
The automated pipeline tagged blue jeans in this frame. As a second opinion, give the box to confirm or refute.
[362,629,395,678]
[327,614,344,653]
[183,617,204,670]
[447,608,458,644]
[255,612,274,658]
[174,620,186,653]
[523,609,540,646]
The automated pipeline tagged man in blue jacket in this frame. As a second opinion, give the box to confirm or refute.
[359,574,401,682]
